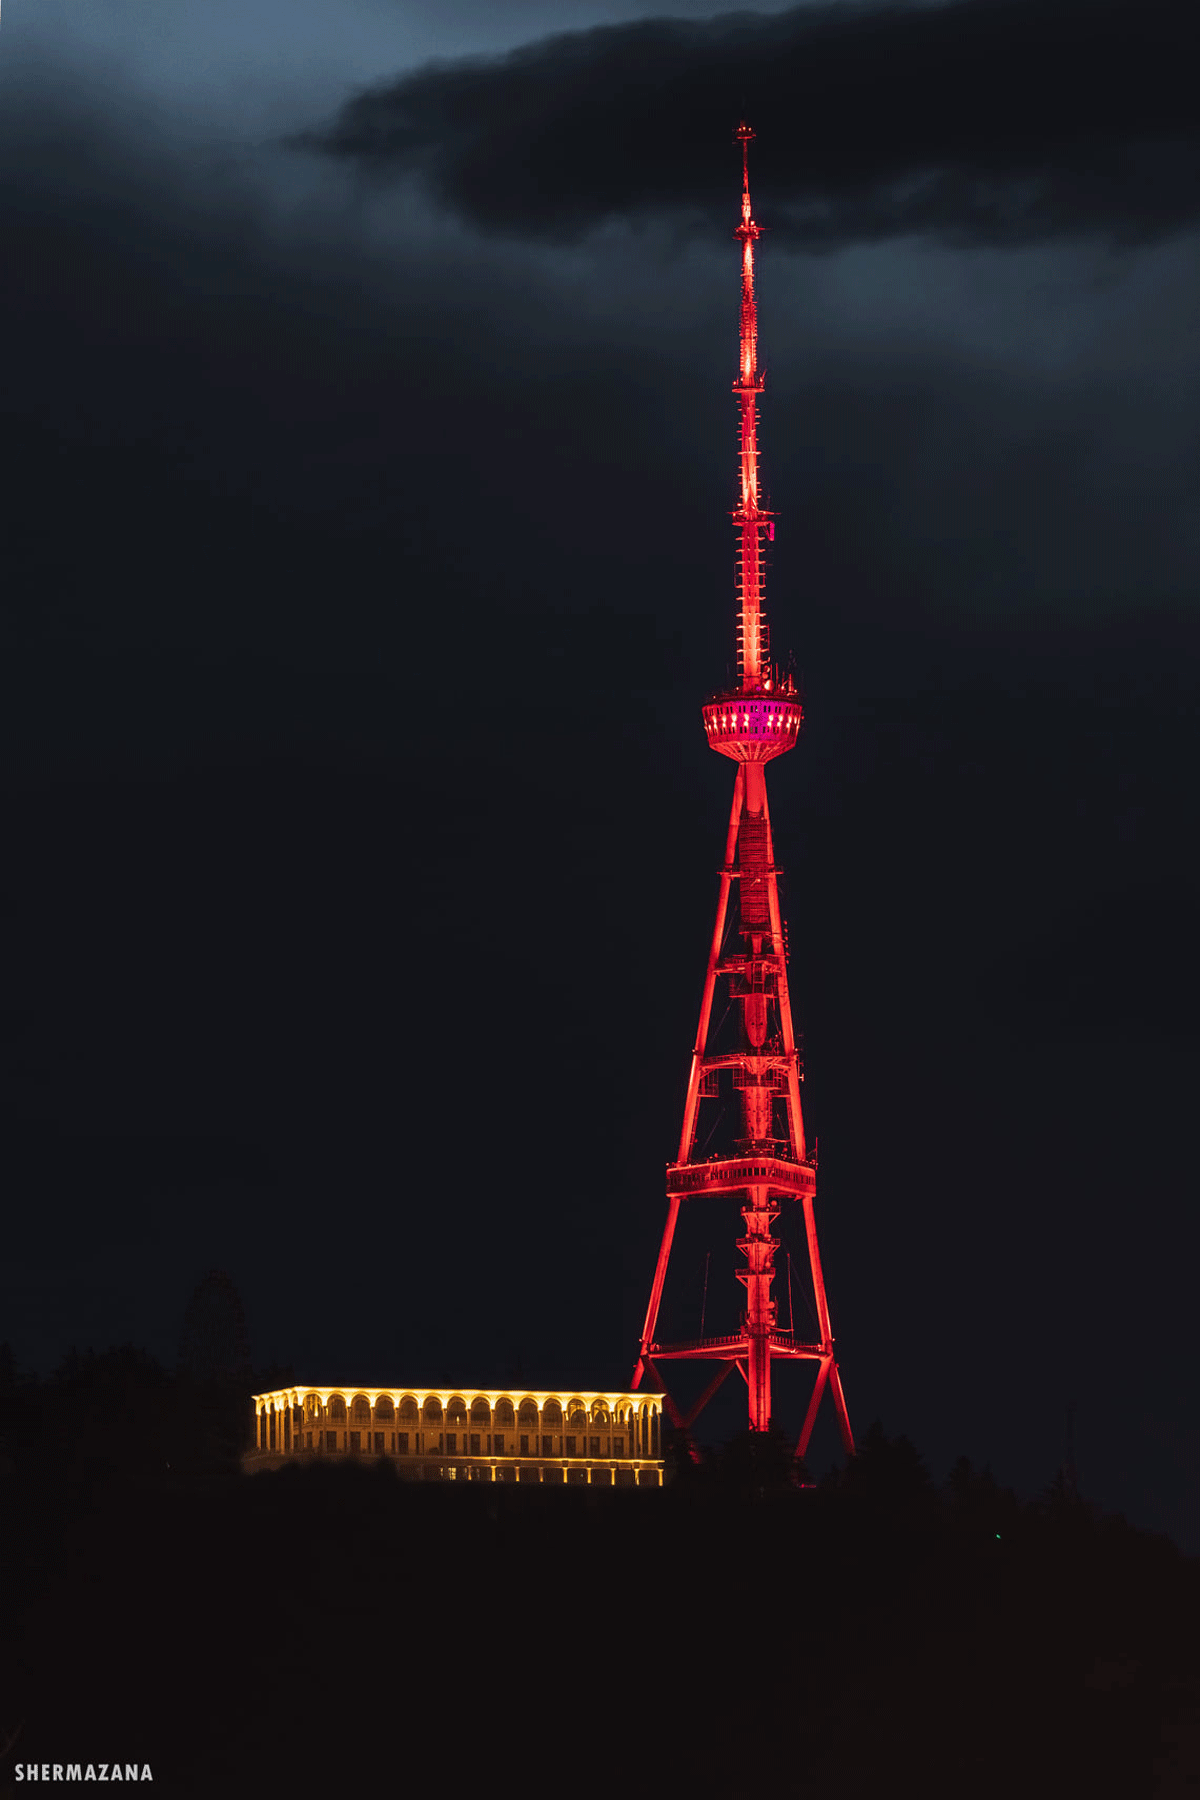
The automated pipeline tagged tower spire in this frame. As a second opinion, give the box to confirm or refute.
[733,121,769,692]
[631,129,854,1457]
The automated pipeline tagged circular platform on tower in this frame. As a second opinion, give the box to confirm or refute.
[702,691,802,762]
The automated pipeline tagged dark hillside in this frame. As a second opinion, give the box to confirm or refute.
[1,1358,1196,1796]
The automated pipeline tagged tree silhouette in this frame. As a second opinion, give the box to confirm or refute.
[716,1427,808,1497]
[836,1420,936,1525]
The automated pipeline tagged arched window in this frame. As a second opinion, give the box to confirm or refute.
[422,1397,443,1425]
[399,1396,419,1425]
[446,1397,467,1427]
[470,1397,490,1428]
[374,1396,394,1423]
[567,1402,587,1430]
[518,1400,538,1429]
[328,1394,347,1424]
[304,1394,321,1421]
[591,1402,611,1426]
[495,1399,515,1429]
[351,1395,371,1426]
[542,1400,563,1428]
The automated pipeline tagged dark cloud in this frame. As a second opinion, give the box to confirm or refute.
[306,0,1200,247]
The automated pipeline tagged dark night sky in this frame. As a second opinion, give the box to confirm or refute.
[2,0,1197,1546]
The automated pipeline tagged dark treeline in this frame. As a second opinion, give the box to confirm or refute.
[0,1348,1196,1795]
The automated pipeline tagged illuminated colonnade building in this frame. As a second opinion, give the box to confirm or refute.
[248,1387,664,1486]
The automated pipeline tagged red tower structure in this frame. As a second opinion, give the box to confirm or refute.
[631,126,854,1456]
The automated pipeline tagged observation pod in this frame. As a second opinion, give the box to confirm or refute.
[702,687,803,763]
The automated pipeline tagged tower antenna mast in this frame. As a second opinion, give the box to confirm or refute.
[733,119,769,692]
[631,127,854,1456]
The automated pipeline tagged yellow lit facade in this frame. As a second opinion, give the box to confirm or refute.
[247,1387,664,1486]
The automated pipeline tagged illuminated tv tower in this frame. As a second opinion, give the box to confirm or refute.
[631,125,854,1456]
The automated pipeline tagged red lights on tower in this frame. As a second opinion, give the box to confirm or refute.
[631,127,854,1457]
[733,119,768,691]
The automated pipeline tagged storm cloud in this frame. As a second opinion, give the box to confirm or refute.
[306,0,1200,247]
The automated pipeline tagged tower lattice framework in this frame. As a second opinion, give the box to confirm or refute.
[631,126,854,1456]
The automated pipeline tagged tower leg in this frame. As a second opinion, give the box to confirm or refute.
[636,770,744,1391]
[642,1359,685,1431]
[632,1194,681,1391]
[828,1360,854,1455]
[799,1193,854,1453]
[760,773,806,1160]
[801,1193,834,1347]
[677,769,744,1163]
[797,1358,831,1459]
